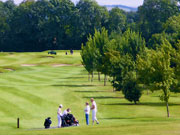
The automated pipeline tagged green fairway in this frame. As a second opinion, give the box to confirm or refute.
[0,51,180,135]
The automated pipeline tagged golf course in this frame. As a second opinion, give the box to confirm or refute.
[0,50,180,135]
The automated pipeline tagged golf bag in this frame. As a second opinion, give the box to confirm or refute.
[61,114,79,127]
[44,117,52,129]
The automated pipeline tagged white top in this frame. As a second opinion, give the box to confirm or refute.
[57,108,62,116]
[92,101,97,112]
[84,105,90,114]
[62,110,68,116]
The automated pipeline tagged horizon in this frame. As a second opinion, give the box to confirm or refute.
[1,0,144,7]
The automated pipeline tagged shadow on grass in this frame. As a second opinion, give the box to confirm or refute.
[40,56,55,58]
[64,77,86,79]
[100,117,135,120]
[103,102,180,106]
[29,126,58,130]
[52,84,95,87]
[83,96,123,99]
[152,95,178,97]
[74,90,108,93]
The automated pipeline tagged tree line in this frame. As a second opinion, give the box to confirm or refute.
[81,0,180,117]
[0,0,128,52]
[2,0,178,52]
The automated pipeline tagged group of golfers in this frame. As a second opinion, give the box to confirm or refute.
[57,98,99,128]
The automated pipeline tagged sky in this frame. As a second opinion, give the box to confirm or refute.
[2,0,144,7]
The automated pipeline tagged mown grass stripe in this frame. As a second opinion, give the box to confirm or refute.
[0,97,30,118]
[0,86,54,106]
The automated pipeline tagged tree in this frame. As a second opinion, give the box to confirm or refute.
[7,0,39,51]
[76,0,109,45]
[108,7,126,33]
[137,0,179,41]
[117,29,146,60]
[0,0,15,51]
[148,33,167,49]
[81,35,96,81]
[108,53,135,91]
[1,0,79,52]
[125,11,138,31]
[81,27,110,84]
[122,71,142,104]
[137,40,175,117]
[48,0,77,49]
[103,29,145,91]
[163,14,180,47]
[169,41,180,93]
[93,27,109,85]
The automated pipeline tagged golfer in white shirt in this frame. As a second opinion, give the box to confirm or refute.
[62,108,71,116]
[90,98,99,125]
[57,104,63,128]
[84,102,90,125]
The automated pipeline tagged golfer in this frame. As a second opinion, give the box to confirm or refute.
[90,98,99,125]
[84,102,90,125]
[62,108,71,116]
[57,104,63,128]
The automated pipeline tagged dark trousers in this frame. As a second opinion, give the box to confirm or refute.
[45,125,50,129]
[85,114,89,125]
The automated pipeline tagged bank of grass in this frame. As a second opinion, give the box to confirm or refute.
[0,51,180,135]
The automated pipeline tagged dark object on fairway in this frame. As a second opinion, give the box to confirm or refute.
[17,118,20,128]
[70,49,73,55]
[48,50,57,55]
[61,114,79,127]
[66,52,68,55]
[44,117,52,129]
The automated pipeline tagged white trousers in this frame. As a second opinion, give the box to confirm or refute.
[57,115,62,127]
[92,110,97,121]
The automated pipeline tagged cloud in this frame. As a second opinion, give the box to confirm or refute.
[4,0,143,7]
[73,0,143,7]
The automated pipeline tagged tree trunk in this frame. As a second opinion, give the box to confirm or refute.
[98,72,101,81]
[88,73,90,81]
[104,74,107,86]
[91,72,94,82]
[166,101,170,117]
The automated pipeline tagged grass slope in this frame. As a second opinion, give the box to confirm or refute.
[0,51,180,135]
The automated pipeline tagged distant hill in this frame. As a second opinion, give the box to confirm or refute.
[104,5,137,12]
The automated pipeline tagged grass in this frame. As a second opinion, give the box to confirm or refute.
[0,50,180,135]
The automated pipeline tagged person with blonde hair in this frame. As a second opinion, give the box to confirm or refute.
[90,98,99,125]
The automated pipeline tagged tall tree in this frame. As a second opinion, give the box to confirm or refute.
[137,0,179,41]
[76,0,109,45]
[48,0,77,49]
[137,40,175,117]
[0,0,16,51]
[108,7,126,33]
[105,29,145,91]
[117,29,146,60]
[163,14,180,47]
[81,35,96,81]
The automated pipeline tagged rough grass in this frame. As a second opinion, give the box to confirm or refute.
[0,51,180,135]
